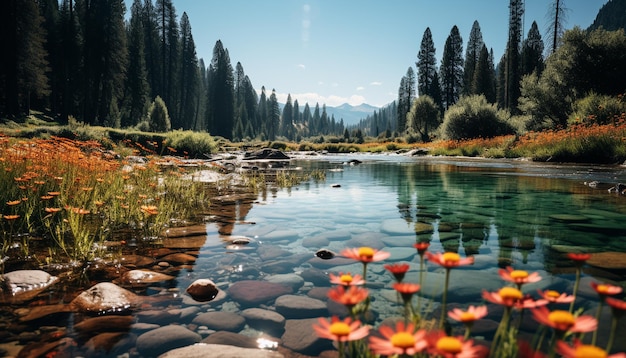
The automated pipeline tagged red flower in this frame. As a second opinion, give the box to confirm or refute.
[327,286,369,307]
[482,287,523,307]
[414,242,430,255]
[531,307,597,333]
[328,272,365,286]
[448,305,488,324]
[393,282,420,302]
[384,263,410,282]
[606,297,626,318]
[498,267,541,285]
[537,290,575,304]
[368,321,427,356]
[425,251,474,269]
[426,331,486,358]
[312,316,369,342]
[567,252,591,264]
[591,281,623,297]
[556,340,626,358]
[340,246,390,263]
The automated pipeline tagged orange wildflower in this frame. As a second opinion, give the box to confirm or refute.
[312,316,369,343]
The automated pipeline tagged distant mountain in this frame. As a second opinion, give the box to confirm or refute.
[279,102,379,126]
[588,0,626,32]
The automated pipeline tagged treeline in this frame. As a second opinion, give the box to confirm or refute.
[0,0,348,141]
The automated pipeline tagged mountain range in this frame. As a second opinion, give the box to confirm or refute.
[279,102,379,126]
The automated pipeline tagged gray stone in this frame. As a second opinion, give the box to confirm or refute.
[191,311,245,332]
[265,274,305,291]
[241,308,286,334]
[158,343,284,358]
[281,318,334,355]
[275,295,327,319]
[380,218,415,235]
[136,325,201,357]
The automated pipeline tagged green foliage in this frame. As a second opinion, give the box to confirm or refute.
[165,130,216,157]
[148,96,171,132]
[406,95,441,142]
[570,92,626,125]
[441,95,515,140]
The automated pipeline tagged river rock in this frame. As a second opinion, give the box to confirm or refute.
[228,280,292,306]
[73,315,134,334]
[160,253,197,264]
[281,318,333,355]
[119,269,175,286]
[70,282,139,315]
[300,268,331,287]
[201,331,261,348]
[257,245,291,261]
[241,308,286,334]
[161,236,209,249]
[1,270,59,303]
[384,247,416,262]
[275,295,328,319]
[243,148,290,160]
[380,218,415,235]
[159,343,284,358]
[119,254,155,268]
[265,274,305,291]
[136,325,201,357]
[83,332,135,356]
[18,304,73,322]
[186,279,219,302]
[192,311,246,332]
[163,225,208,238]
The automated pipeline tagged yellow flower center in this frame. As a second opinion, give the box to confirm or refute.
[498,287,523,300]
[436,336,463,353]
[548,310,575,327]
[546,290,561,299]
[596,285,610,294]
[573,345,607,358]
[340,274,353,284]
[460,312,477,322]
[510,270,529,279]
[358,247,375,259]
[329,322,351,337]
[442,252,460,263]
[390,332,416,349]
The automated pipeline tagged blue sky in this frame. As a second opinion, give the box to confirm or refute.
[132,1,607,108]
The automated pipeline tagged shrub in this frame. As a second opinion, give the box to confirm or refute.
[148,96,171,132]
[570,92,626,125]
[440,95,516,140]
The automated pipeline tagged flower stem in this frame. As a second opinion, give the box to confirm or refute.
[592,300,604,346]
[439,268,451,331]
[606,315,617,353]
[569,267,581,313]
[417,257,425,314]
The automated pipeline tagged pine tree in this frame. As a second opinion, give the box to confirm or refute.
[257,86,268,139]
[122,0,150,127]
[521,21,545,76]
[156,0,180,127]
[281,94,294,139]
[0,0,50,117]
[416,27,437,98]
[496,54,506,109]
[547,0,568,55]
[464,21,484,96]
[472,45,497,103]
[56,0,83,122]
[440,25,464,110]
[38,0,61,114]
[206,40,234,138]
[504,0,524,113]
[177,12,199,129]
[267,89,280,140]
[142,0,162,102]
[396,67,416,133]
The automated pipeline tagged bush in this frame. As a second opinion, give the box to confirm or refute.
[148,96,171,132]
[570,92,626,125]
[165,130,216,157]
[440,95,516,140]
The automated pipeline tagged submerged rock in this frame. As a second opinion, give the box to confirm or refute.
[315,249,336,260]
[136,325,201,357]
[70,282,139,315]
[228,280,292,306]
[186,279,219,302]
[243,148,290,160]
[119,270,175,286]
[0,270,59,304]
[159,343,284,358]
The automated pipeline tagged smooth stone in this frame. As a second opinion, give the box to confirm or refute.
[384,247,416,262]
[74,315,134,334]
[307,256,356,269]
[120,269,175,286]
[302,236,330,248]
[186,279,219,302]
[136,310,181,325]
[1,270,59,303]
[83,332,135,357]
[163,225,208,238]
[192,312,245,332]
[311,229,352,242]
[262,229,300,241]
[300,268,331,287]
[183,289,227,306]
[380,218,415,235]
[161,236,210,249]
[381,235,417,247]
[158,343,284,358]
[200,331,261,348]
[18,304,72,322]
[119,254,156,268]
[314,249,336,260]
[265,274,305,291]
[306,287,330,301]
[275,295,328,319]
[257,245,291,261]
[136,325,201,357]
[241,308,286,334]
[160,253,197,264]
[228,280,292,306]
[281,319,333,355]
[70,282,139,315]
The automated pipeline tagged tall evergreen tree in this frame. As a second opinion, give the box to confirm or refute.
[38,0,60,114]
[396,67,416,133]
[57,0,83,122]
[257,86,268,139]
[416,27,437,98]
[78,0,128,125]
[440,25,464,110]
[472,45,497,103]
[521,21,545,76]
[267,89,280,140]
[206,40,234,138]
[156,0,180,127]
[281,94,294,139]
[504,0,524,113]
[464,21,484,96]
[177,12,199,129]
[0,0,50,117]
[122,0,150,127]
[496,55,506,109]
[142,0,162,101]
